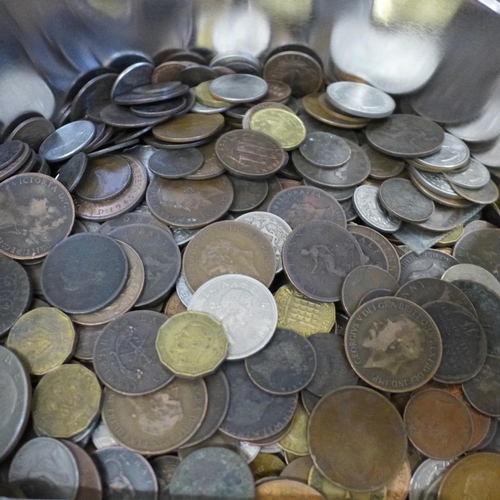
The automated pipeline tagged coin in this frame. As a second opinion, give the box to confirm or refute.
[366,115,445,158]
[148,148,204,179]
[74,324,102,361]
[442,263,500,296]
[245,328,317,395]
[229,176,269,212]
[7,307,75,375]
[386,459,411,500]
[164,291,188,315]
[412,133,470,172]
[281,456,313,482]
[412,204,471,232]
[255,478,324,499]
[409,166,462,199]
[404,388,473,459]
[345,297,442,392]
[0,142,32,181]
[9,437,80,500]
[353,185,402,232]
[41,233,129,314]
[150,455,180,500]
[276,404,309,456]
[283,220,363,302]
[409,458,455,500]
[0,140,25,169]
[102,377,207,454]
[362,144,405,180]
[0,173,74,259]
[33,363,101,438]
[319,93,373,125]
[349,231,389,270]
[93,447,158,500]
[100,102,167,128]
[153,113,224,143]
[399,250,459,284]
[299,132,351,168]
[7,118,56,151]
[55,152,88,192]
[210,74,268,103]
[444,158,490,188]
[308,386,407,491]
[451,179,499,204]
[195,81,229,107]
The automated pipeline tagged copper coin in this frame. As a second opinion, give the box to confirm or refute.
[183,220,276,291]
[404,388,473,459]
[463,355,500,417]
[74,324,102,362]
[55,152,88,193]
[100,102,168,128]
[349,231,389,270]
[299,132,351,168]
[362,144,405,180]
[153,61,191,83]
[399,250,459,284]
[229,176,269,212]
[255,478,325,499]
[7,119,56,152]
[99,211,172,236]
[261,80,292,102]
[146,175,233,228]
[186,142,226,180]
[308,386,407,491]
[148,148,204,179]
[153,113,224,143]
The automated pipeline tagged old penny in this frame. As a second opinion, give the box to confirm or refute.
[256,478,325,499]
[399,250,459,284]
[153,113,224,143]
[148,148,204,179]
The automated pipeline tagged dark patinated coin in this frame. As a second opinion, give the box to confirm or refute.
[7,118,56,151]
[100,211,172,236]
[423,301,487,384]
[151,455,180,500]
[414,204,471,233]
[0,140,24,169]
[307,333,359,397]
[359,288,394,305]
[220,361,298,441]
[0,142,31,181]
[283,220,362,302]
[187,142,226,180]
[131,96,187,118]
[148,148,204,179]
[229,176,269,212]
[463,355,500,417]
[245,329,317,395]
[349,232,389,270]
[74,324,102,362]
[100,103,168,128]
[55,152,88,193]
[93,447,158,500]
[362,144,405,180]
[170,447,254,500]
[41,233,129,314]
[108,223,181,307]
[301,390,321,415]
[366,114,445,158]
[451,180,499,205]
[94,310,174,395]
[299,132,351,168]
[399,249,459,284]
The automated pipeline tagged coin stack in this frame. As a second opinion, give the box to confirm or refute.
[0,44,499,500]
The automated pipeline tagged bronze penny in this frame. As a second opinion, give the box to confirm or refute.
[308,386,407,491]
[404,388,473,460]
[186,142,226,180]
[74,324,102,362]
[255,478,325,499]
[349,231,389,270]
[183,220,276,291]
[362,144,405,180]
[152,61,191,82]
[99,211,172,236]
[148,148,204,179]
[399,249,459,285]
[229,176,269,212]
[164,291,188,315]
[345,297,442,393]
[153,113,224,143]
[280,456,314,483]
[146,175,233,228]
[261,80,292,102]
[100,102,168,128]
[215,129,285,179]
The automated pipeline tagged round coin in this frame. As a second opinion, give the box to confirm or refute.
[399,249,459,284]
[442,263,500,297]
[451,179,499,204]
[228,177,269,212]
[256,478,324,499]
[349,231,389,270]
[7,118,56,151]
[148,148,204,179]
[362,144,405,180]
[150,455,180,499]
[413,204,471,233]
[413,133,470,172]
[74,324,102,362]
[153,113,224,143]
[444,158,490,188]
[210,74,268,103]
[299,132,351,168]
[55,152,88,192]
[187,141,226,180]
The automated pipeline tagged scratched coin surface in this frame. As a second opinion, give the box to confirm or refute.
[345,297,442,392]
[399,250,459,285]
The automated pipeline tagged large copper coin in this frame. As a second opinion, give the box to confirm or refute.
[256,478,325,499]
[282,220,363,302]
[308,386,407,491]
[146,175,233,228]
[0,173,74,259]
[404,389,473,460]
[183,220,276,291]
[152,113,224,143]
[102,378,207,455]
[345,297,442,392]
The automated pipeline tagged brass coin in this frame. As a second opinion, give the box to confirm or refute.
[256,478,325,499]
[195,81,230,107]
[250,454,287,481]
[242,102,295,130]
[156,311,228,379]
[386,459,411,500]
[7,308,75,376]
[345,297,442,393]
[278,404,309,456]
[183,220,276,291]
[33,363,101,438]
[308,386,407,491]
[102,378,207,455]
[152,113,225,143]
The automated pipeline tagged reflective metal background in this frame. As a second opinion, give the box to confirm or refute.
[1,0,500,141]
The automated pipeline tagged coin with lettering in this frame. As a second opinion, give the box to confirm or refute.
[345,297,442,392]
[349,231,389,270]
[442,263,500,297]
[164,291,188,316]
[399,250,459,284]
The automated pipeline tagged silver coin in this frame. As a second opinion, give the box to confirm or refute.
[421,476,444,500]
[451,179,499,204]
[9,437,80,500]
[444,158,490,188]
[172,226,201,246]
[353,185,402,233]
[409,165,462,199]
[210,74,268,103]
[236,211,292,273]
[409,459,455,500]
[326,81,395,119]
[192,100,233,114]
[238,441,261,464]
[39,120,96,162]
[413,133,470,172]
[299,132,351,168]
[176,273,194,307]
[188,274,278,360]
[111,62,154,99]
[442,264,500,297]
[92,420,119,450]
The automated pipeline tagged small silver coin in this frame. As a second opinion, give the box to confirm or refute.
[299,132,351,168]
[409,165,462,199]
[444,158,490,189]
[413,133,470,172]
[210,74,268,103]
[409,459,455,500]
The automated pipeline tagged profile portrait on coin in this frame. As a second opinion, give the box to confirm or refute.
[214,288,256,340]
[173,321,213,366]
[201,239,260,278]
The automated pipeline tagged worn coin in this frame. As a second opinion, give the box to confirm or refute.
[280,456,314,482]
[260,79,292,102]
[210,74,268,103]
[0,142,31,180]
[399,250,459,284]
[408,458,455,500]
[442,263,500,296]
[413,204,471,233]
[150,455,180,500]
[444,157,490,188]
[412,133,470,172]
[54,152,88,192]
[111,61,153,98]
[153,113,224,143]
[148,148,204,179]
[451,179,499,204]
[349,231,389,270]
[164,291,188,316]
[100,102,168,128]
[256,478,324,499]
[277,404,309,456]
[409,166,462,199]
[362,144,405,180]
[0,140,25,169]
[7,118,56,151]
[229,177,269,212]
[243,102,295,130]
[74,324,102,362]
[131,96,187,118]
[299,132,351,168]
[185,141,226,180]
[283,220,362,302]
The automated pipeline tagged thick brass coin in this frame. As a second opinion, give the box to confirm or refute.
[404,388,473,460]
[33,363,101,438]
[250,454,287,480]
[183,220,276,291]
[196,81,230,107]
[278,404,309,456]
[308,386,407,491]
[7,308,75,376]
[345,297,442,393]
[152,113,224,143]
[256,478,325,499]
[102,377,207,455]
[156,311,228,379]
[386,460,411,500]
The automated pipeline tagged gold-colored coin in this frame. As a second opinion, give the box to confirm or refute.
[250,108,306,150]
[435,224,463,247]
[278,404,309,456]
[156,311,228,379]
[195,81,230,108]
[250,453,287,481]
[152,113,225,143]
[7,308,75,376]
[32,363,101,438]
[256,478,326,499]
[386,459,411,500]
[275,284,335,337]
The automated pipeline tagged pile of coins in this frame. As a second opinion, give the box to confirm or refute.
[0,44,499,500]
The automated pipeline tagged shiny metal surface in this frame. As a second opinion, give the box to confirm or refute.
[1,0,500,140]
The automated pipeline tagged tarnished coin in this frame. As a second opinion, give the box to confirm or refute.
[463,355,500,417]
[210,74,268,103]
[170,447,255,500]
[131,96,187,118]
[362,144,405,180]
[220,361,298,441]
[148,148,204,179]
[386,460,412,500]
[366,115,445,158]
[409,458,455,500]
[33,363,101,438]
[41,233,129,314]
[196,81,230,107]
[399,250,459,284]
[93,447,158,500]
[101,102,168,128]
[55,152,88,193]
[256,478,324,499]
[345,297,442,392]
[9,437,79,500]
[412,133,470,172]
[74,324,102,362]
[404,388,473,460]
[268,186,347,229]
[146,175,233,228]
[281,456,314,482]
[164,291,188,316]
[186,142,226,180]
[153,113,224,143]
[307,333,359,397]
[151,455,180,500]
[7,118,56,151]
[299,132,351,168]
[451,179,499,204]
[183,221,276,291]
[229,177,269,212]
[444,158,490,188]
[308,386,407,491]
[0,173,74,259]
[409,166,462,199]
[0,140,25,169]
[7,307,75,375]
[413,204,471,233]
[283,220,363,302]
[442,263,500,297]
[94,310,174,395]
[189,274,278,360]
[102,378,207,454]
[349,231,389,270]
